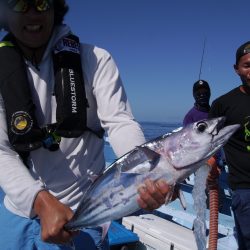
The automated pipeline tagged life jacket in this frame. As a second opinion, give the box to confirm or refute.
[0,33,104,154]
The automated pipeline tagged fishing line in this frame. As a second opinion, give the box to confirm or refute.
[198,38,206,80]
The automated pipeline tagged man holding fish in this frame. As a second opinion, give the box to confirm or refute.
[0,1,240,250]
[0,1,169,249]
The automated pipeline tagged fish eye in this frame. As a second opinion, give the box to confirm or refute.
[196,121,207,133]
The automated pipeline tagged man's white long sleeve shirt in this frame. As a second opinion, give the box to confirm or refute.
[0,25,145,218]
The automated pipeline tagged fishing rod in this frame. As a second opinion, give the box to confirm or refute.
[198,38,206,80]
[196,37,220,250]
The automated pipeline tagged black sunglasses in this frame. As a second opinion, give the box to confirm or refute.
[243,48,250,54]
[7,0,52,13]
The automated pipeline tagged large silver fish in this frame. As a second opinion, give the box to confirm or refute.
[65,117,239,231]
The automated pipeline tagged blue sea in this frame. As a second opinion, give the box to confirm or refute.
[104,121,182,164]
[140,121,182,141]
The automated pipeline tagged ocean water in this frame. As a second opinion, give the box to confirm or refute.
[140,121,182,141]
[104,121,182,164]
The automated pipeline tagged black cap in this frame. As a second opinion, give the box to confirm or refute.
[193,80,210,94]
[235,41,250,65]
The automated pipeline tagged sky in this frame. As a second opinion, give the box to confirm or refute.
[63,0,250,123]
[2,0,249,123]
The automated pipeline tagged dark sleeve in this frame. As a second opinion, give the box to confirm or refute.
[209,99,225,162]
[208,99,223,119]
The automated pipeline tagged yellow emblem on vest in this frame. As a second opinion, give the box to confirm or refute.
[11,111,33,135]
[14,115,28,131]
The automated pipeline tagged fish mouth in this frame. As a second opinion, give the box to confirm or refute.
[210,118,240,152]
[209,116,225,137]
[215,116,226,134]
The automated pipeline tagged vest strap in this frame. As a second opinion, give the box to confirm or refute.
[0,36,44,152]
[0,33,104,155]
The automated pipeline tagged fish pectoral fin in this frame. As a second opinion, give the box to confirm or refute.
[100,221,111,241]
[121,146,161,173]
[164,185,175,205]
[165,184,187,210]
[138,146,161,171]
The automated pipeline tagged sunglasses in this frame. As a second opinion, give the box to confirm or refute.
[243,48,250,54]
[7,0,52,13]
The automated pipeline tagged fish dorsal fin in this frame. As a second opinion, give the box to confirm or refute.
[121,146,161,174]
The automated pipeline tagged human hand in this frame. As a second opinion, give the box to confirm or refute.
[33,190,78,244]
[137,179,169,211]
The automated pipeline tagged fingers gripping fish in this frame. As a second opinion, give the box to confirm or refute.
[65,117,239,234]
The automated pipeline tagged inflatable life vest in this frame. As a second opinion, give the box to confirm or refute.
[0,33,103,153]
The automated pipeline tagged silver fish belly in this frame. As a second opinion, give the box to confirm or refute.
[65,117,239,231]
